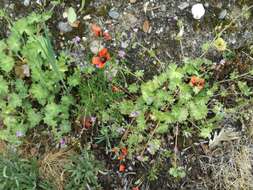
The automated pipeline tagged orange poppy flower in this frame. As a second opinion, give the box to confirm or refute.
[92,48,110,68]
[121,147,128,156]
[91,24,102,37]
[132,187,140,190]
[189,76,205,90]
[119,164,126,172]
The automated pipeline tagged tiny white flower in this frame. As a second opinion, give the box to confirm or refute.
[191,3,205,20]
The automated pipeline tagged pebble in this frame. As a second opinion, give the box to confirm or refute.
[129,0,136,3]
[23,0,30,6]
[90,40,103,54]
[124,13,138,25]
[161,4,166,12]
[219,9,227,19]
[178,2,189,10]
[57,21,72,33]
[191,3,205,20]
[109,10,120,19]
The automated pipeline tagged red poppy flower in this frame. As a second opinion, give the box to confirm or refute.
[132,187,140,190]
[119,164,126,172]
[189,76,205,90]
[91,24,102,37]
[92,48,110,68]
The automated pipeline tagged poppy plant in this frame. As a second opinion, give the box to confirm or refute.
[189,76,205,90]
[92,48,110,68]
[132,187,140,190]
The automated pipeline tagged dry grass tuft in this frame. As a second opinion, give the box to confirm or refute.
[39,148,75,190]
[211,142,253,190]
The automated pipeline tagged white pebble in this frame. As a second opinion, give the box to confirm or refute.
[191,3,205,20]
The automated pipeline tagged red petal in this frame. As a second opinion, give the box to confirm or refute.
[91,24,102,37]
[121,147,128,156]
[98,48,108,57]
[119,164,126,172]
[92,56,102,65]
[97,62,105,68]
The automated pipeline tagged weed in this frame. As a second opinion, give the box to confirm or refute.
[0,151,53,190]
[64,149,103,190]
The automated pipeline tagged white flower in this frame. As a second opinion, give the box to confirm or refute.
[191,3,205,20]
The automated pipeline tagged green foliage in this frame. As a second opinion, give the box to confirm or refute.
[0,12,122,144]
[169,166,186,178]
[0,152,53,190]
[118,58,221,156]
[64,149,103,189]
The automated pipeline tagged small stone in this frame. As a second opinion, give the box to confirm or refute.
[130,0,136,3]
[63,11,68,18]
[191,3,205,20]
[161,4,166,12]
[125,13,137,25]
[178,2,189,10]
[219,9,227,19]
[83,14,91,20]
[57,21,73,33]
[90,40,104,54]
[23,0,30,6]
[109,10,120,19]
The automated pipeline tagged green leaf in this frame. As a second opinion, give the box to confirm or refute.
[200,124,213,138]
[15,79,28,99]
[171,105,188,122]
[43,103,60,127]
[67,7,77,24]
[134,70,144,78]
[0,76,8,96]
[8,93,22,108]
[27,109,42,128]
[238,81,251,96]
[68,70,81,87]
[156,123,169,134]
[128,83,139,93]
[30,83,49,105]
[0,53,15,72]
[0,40,7,51]
[60,120,71,134]
[179,84,192,103]
[119,101,134,115]
[188,100,208,120]
[169,167,186,178]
